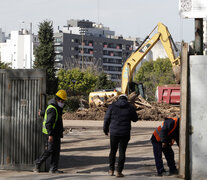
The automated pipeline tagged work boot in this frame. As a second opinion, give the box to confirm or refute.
[116,171,124,178]
[157,169,167,176]
[168,169,178,176]
[49,169,64,174]
[33,164,40,173]
[108,170,114,176]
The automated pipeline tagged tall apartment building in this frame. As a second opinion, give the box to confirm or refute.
[54,19,133,83]
[0,29,37,69]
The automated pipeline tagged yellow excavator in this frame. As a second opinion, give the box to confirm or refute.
[89,22,181,105]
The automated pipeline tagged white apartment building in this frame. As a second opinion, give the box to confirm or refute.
[0,29,34,69]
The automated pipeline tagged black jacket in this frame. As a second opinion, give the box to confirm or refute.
[45,99,64,138]
[103,97,138,136]
[160,117,179,145]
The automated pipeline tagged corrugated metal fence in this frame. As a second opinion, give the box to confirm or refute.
[0,69,46,170]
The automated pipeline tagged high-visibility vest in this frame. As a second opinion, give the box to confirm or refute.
[153,117,178,142]
[42,105,58,134]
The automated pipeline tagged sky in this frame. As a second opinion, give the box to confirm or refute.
[0,0,199,43]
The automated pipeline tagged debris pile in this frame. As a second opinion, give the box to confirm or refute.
[63,92,180,121]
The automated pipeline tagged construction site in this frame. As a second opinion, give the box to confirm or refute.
[1,1,207,179]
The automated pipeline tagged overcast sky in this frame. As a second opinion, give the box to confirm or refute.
[0,0,199,42]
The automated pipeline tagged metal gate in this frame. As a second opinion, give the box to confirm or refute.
[0,69,46,170]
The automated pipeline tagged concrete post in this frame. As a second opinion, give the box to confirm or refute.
[179,43,190,179]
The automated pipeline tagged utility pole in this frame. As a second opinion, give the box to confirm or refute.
[80,28,85,70]
[82,32,84,69]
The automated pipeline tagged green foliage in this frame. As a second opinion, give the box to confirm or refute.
[0,61,11,69]
[33,20,57,95]
[134,58,175,101]
[95,72,116,90]
[57,68,97,96]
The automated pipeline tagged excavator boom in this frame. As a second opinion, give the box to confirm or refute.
[121,22,180,94]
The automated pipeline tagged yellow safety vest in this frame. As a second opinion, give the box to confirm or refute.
[42,105,58,134]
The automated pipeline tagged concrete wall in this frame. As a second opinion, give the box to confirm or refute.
[189,55,207,180]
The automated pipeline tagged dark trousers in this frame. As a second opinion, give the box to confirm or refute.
[109,135,130,172]
[151,139,177,174]
[36,134,61,171]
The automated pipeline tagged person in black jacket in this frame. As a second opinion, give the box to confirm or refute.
[103,94,138,177]
[151,117,179,176]
[33,90,67,174]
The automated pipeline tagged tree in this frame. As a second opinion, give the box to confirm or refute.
[134,58,175,101]
[0,61,11,69]
[33,20,57,95]
[95,72,116,90]
[57,68,97,96]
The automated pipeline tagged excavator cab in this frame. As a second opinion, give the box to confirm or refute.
[128,82,145,98]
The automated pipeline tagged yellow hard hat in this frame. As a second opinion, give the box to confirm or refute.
[56,90,67,101]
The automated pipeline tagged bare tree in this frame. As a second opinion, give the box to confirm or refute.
[63,56,103,74]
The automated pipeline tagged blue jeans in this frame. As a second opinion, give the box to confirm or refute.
[151,138,177,174]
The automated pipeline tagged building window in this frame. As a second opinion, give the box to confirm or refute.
[71,39,74,42]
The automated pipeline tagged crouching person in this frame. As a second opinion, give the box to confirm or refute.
[33,90,67,173]
[151,117,179,176]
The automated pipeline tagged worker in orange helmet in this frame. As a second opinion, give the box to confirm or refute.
[151,117,179,176]
[33,90,67,174]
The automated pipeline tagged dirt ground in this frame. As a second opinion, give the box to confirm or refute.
[0,121,180,180]
[59,125,179,176]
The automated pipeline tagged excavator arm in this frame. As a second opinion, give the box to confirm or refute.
[121,22,180,94]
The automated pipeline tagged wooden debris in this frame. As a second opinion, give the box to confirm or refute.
[63,91,180,121]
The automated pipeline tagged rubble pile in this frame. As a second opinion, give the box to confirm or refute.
[63,92,180,121]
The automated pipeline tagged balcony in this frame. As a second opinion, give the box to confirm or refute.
[55,47,63,54]
[78,45,93,49]
[78,53,93,57]
[55,50,63,54]
[103,63,122,67]
[54,42,62,46]
[103,70,122,75]
[103,47,122,52]
[55,58,63,63]
[103,55,122,59]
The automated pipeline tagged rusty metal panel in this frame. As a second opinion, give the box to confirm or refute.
[0,69,46,170]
